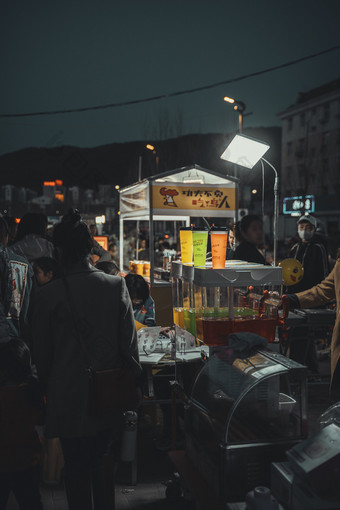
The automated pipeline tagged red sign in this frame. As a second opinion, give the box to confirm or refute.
[93,236,109,251]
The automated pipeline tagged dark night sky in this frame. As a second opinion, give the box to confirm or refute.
[1,0,340,156]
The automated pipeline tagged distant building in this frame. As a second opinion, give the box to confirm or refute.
[2,184,18,202]
[278,78,340,252]
[278,79,340,198]
[18,187,37,203]
[68,186,80,204]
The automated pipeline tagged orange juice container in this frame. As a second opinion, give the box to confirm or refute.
[143,261,150,278]
[136,261,144,275]
[210,226,228,269]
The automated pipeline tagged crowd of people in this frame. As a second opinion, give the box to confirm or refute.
[0,210,142,510]
[1,209,340,509]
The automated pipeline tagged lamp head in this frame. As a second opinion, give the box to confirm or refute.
[220,134,270,169]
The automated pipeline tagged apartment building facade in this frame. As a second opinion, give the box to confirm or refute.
[278,79,340,243]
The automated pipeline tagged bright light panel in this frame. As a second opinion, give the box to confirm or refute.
[220,134,270,169]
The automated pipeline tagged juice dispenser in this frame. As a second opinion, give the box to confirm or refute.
[172,261,184,329]
[182,264,196,336]
[188,262,284,345]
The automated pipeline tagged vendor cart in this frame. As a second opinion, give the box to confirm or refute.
[119,165,238,325]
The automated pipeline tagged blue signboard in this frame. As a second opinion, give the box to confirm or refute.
[283,195,315,215]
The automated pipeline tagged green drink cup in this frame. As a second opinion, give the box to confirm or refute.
[192,230,208,267]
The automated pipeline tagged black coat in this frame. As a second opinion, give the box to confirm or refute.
[232,240,266,265]
[287,238,329,293]
[32,263,141,438]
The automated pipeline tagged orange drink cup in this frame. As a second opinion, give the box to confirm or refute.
[143,261,150,278]
[210,228,228,269]
[180,228,193,264]
[136,261,144,275]
[192,230,208,267]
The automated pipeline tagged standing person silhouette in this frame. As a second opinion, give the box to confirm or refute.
[232,215,266,264]
[32,209,141,510]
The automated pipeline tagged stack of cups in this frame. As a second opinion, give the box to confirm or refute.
[210,226,228,269]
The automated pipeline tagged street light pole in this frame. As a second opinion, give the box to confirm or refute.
[224,96,246,206]
[262,158,279,266]
[146,144,159,172]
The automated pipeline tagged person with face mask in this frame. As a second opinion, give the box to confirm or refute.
[286,214,330,374]
[287,214,329,293]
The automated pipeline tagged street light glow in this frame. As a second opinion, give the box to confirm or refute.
[146,144,155,151]
[115,185,120,190]
[252,189,258,194]
[224,96,235,104]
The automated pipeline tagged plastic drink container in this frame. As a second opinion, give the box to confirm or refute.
[192,230,208,267]
[210,227,228,269]
[180,227,193,264]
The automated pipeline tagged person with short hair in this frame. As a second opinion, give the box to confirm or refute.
[31,209,141,510]
[33,257,60,286]
[124,273,156,327]
[96,260,120,276]
[232,214,266,264]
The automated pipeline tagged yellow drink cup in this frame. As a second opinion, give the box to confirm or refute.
[192,230,208,267]
[211,229,228,269]
[180,228,193,264]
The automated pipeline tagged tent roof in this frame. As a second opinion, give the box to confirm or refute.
[120,164,239,193]
[150,164,238,184]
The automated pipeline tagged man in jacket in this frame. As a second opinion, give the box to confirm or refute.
[288,259,340,402]
[0,216,34,343]
[32,209,141,510]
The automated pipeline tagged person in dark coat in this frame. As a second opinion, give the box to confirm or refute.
[0,338,44,510]
[287,214,330,373]
[31,209,141,510]
[232,215,266,264]
[287,214,329,293]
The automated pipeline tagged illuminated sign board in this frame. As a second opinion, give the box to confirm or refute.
[152,184,237,213]
[93,235,109,250]
[283,195,315,215]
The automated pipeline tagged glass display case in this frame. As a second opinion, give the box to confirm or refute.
[185,349,307,502]
[172,261,284,344]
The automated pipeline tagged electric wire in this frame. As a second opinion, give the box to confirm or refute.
[0,45,339,118]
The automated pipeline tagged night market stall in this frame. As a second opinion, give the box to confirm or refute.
[119,165,239,324]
